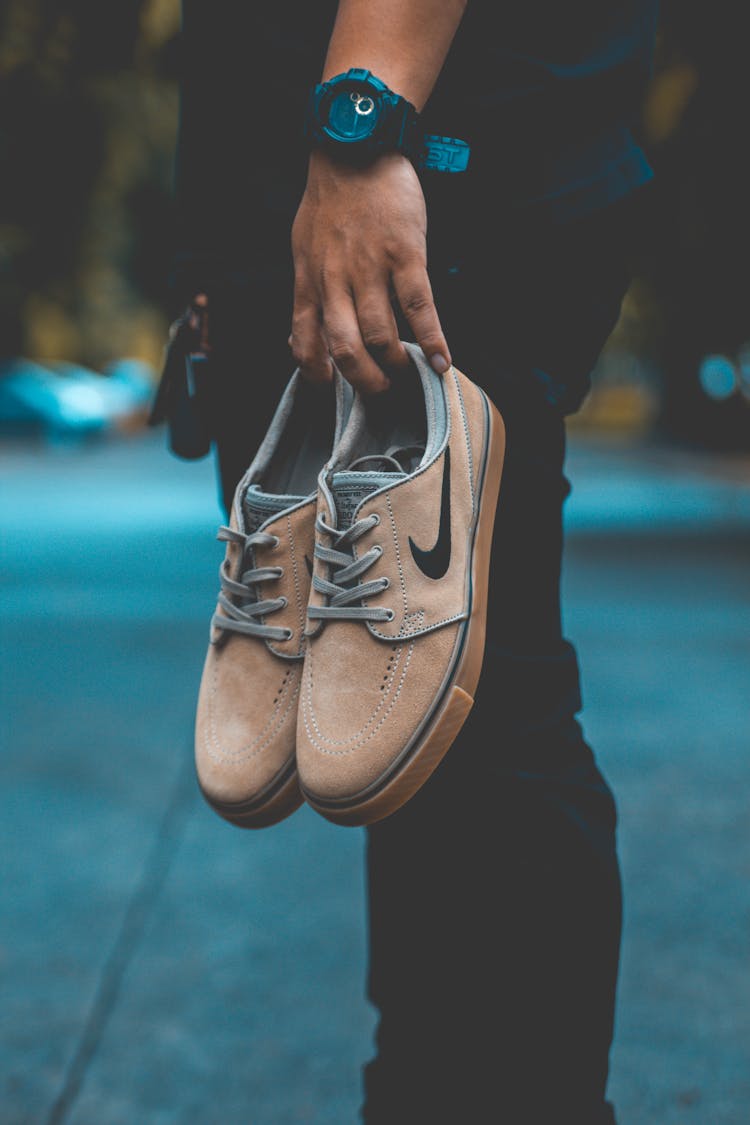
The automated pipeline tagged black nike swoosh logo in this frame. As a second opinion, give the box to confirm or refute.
[408,446,451,580]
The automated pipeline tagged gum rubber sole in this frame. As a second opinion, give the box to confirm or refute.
[201,766,304,830]
[304,393,506,828]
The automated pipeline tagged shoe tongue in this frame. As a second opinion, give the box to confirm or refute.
[331,469,404,529]
[243,483,303,534]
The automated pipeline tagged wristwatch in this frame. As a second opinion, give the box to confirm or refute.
[304,68,470,174]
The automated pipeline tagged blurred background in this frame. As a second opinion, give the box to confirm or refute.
[1,2,749,1123]
[2,0,750,445]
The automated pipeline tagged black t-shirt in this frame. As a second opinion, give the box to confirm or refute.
[428,0,658,214]
[176,1,657,265]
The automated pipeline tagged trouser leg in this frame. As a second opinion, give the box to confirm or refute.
[204,248,626,1124]
[203,252,626,1124]
[363,211,628,1124]
[363,398,621,1124]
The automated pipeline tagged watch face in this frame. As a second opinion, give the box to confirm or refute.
[325,88,380,143]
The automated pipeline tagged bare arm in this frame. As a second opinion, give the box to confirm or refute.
[290,0,468,392]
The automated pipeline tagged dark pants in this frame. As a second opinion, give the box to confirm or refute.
[360,198,629,1123]
[182,40,634,1105]
[204,196,629,1123]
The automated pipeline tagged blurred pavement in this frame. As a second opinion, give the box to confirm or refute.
[1,428,749,1124]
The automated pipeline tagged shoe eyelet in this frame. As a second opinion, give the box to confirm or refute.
[370,513,381,527]
[279,596,288,609]
[373,545,383,557]
[381,577,391,590]
[283,628,294,641]
[385,609,395,622]
[270,535,281,549]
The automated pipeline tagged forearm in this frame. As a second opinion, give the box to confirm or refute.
[291,1,463,390]
[322,0,467,110]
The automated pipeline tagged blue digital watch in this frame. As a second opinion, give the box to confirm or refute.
[304,68,470,174]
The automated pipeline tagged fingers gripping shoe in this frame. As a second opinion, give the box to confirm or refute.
[297,343,505,826]
[195,372,350,828]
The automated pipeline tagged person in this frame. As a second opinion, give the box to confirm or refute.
[171,2,658,1120]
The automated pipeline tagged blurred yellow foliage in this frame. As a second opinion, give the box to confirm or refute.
[140,0,180,52]
[644,63,698,145]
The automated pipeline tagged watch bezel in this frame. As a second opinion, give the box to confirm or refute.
[318,78,386,149]
[307,69,417,163]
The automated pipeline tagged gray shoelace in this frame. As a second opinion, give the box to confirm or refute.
[308,512,393,624]
[211,526,292,642]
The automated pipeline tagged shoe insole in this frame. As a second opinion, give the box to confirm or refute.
[261,380,337,497]
[347,370,427,467]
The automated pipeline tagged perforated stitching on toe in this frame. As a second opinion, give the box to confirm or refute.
[300,641,416,756]
[205,660,299,763]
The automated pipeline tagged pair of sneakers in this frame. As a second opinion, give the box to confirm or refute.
[195,343,505,828]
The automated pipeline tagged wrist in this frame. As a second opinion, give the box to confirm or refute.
[304,150,417,206]
[307,148,409,179]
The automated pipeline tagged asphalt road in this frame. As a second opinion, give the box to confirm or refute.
[1,429,749,1124]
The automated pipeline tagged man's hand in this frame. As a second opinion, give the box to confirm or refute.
[291,150,450,393]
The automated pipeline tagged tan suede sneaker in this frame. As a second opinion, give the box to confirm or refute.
[195,372,350,828]
[297,343,505,826]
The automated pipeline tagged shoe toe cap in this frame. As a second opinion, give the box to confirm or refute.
[195,641,300,806]
[296,625,459,803]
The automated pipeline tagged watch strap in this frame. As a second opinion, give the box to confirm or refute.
[382,93,422,157]
[419,136,471,174]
